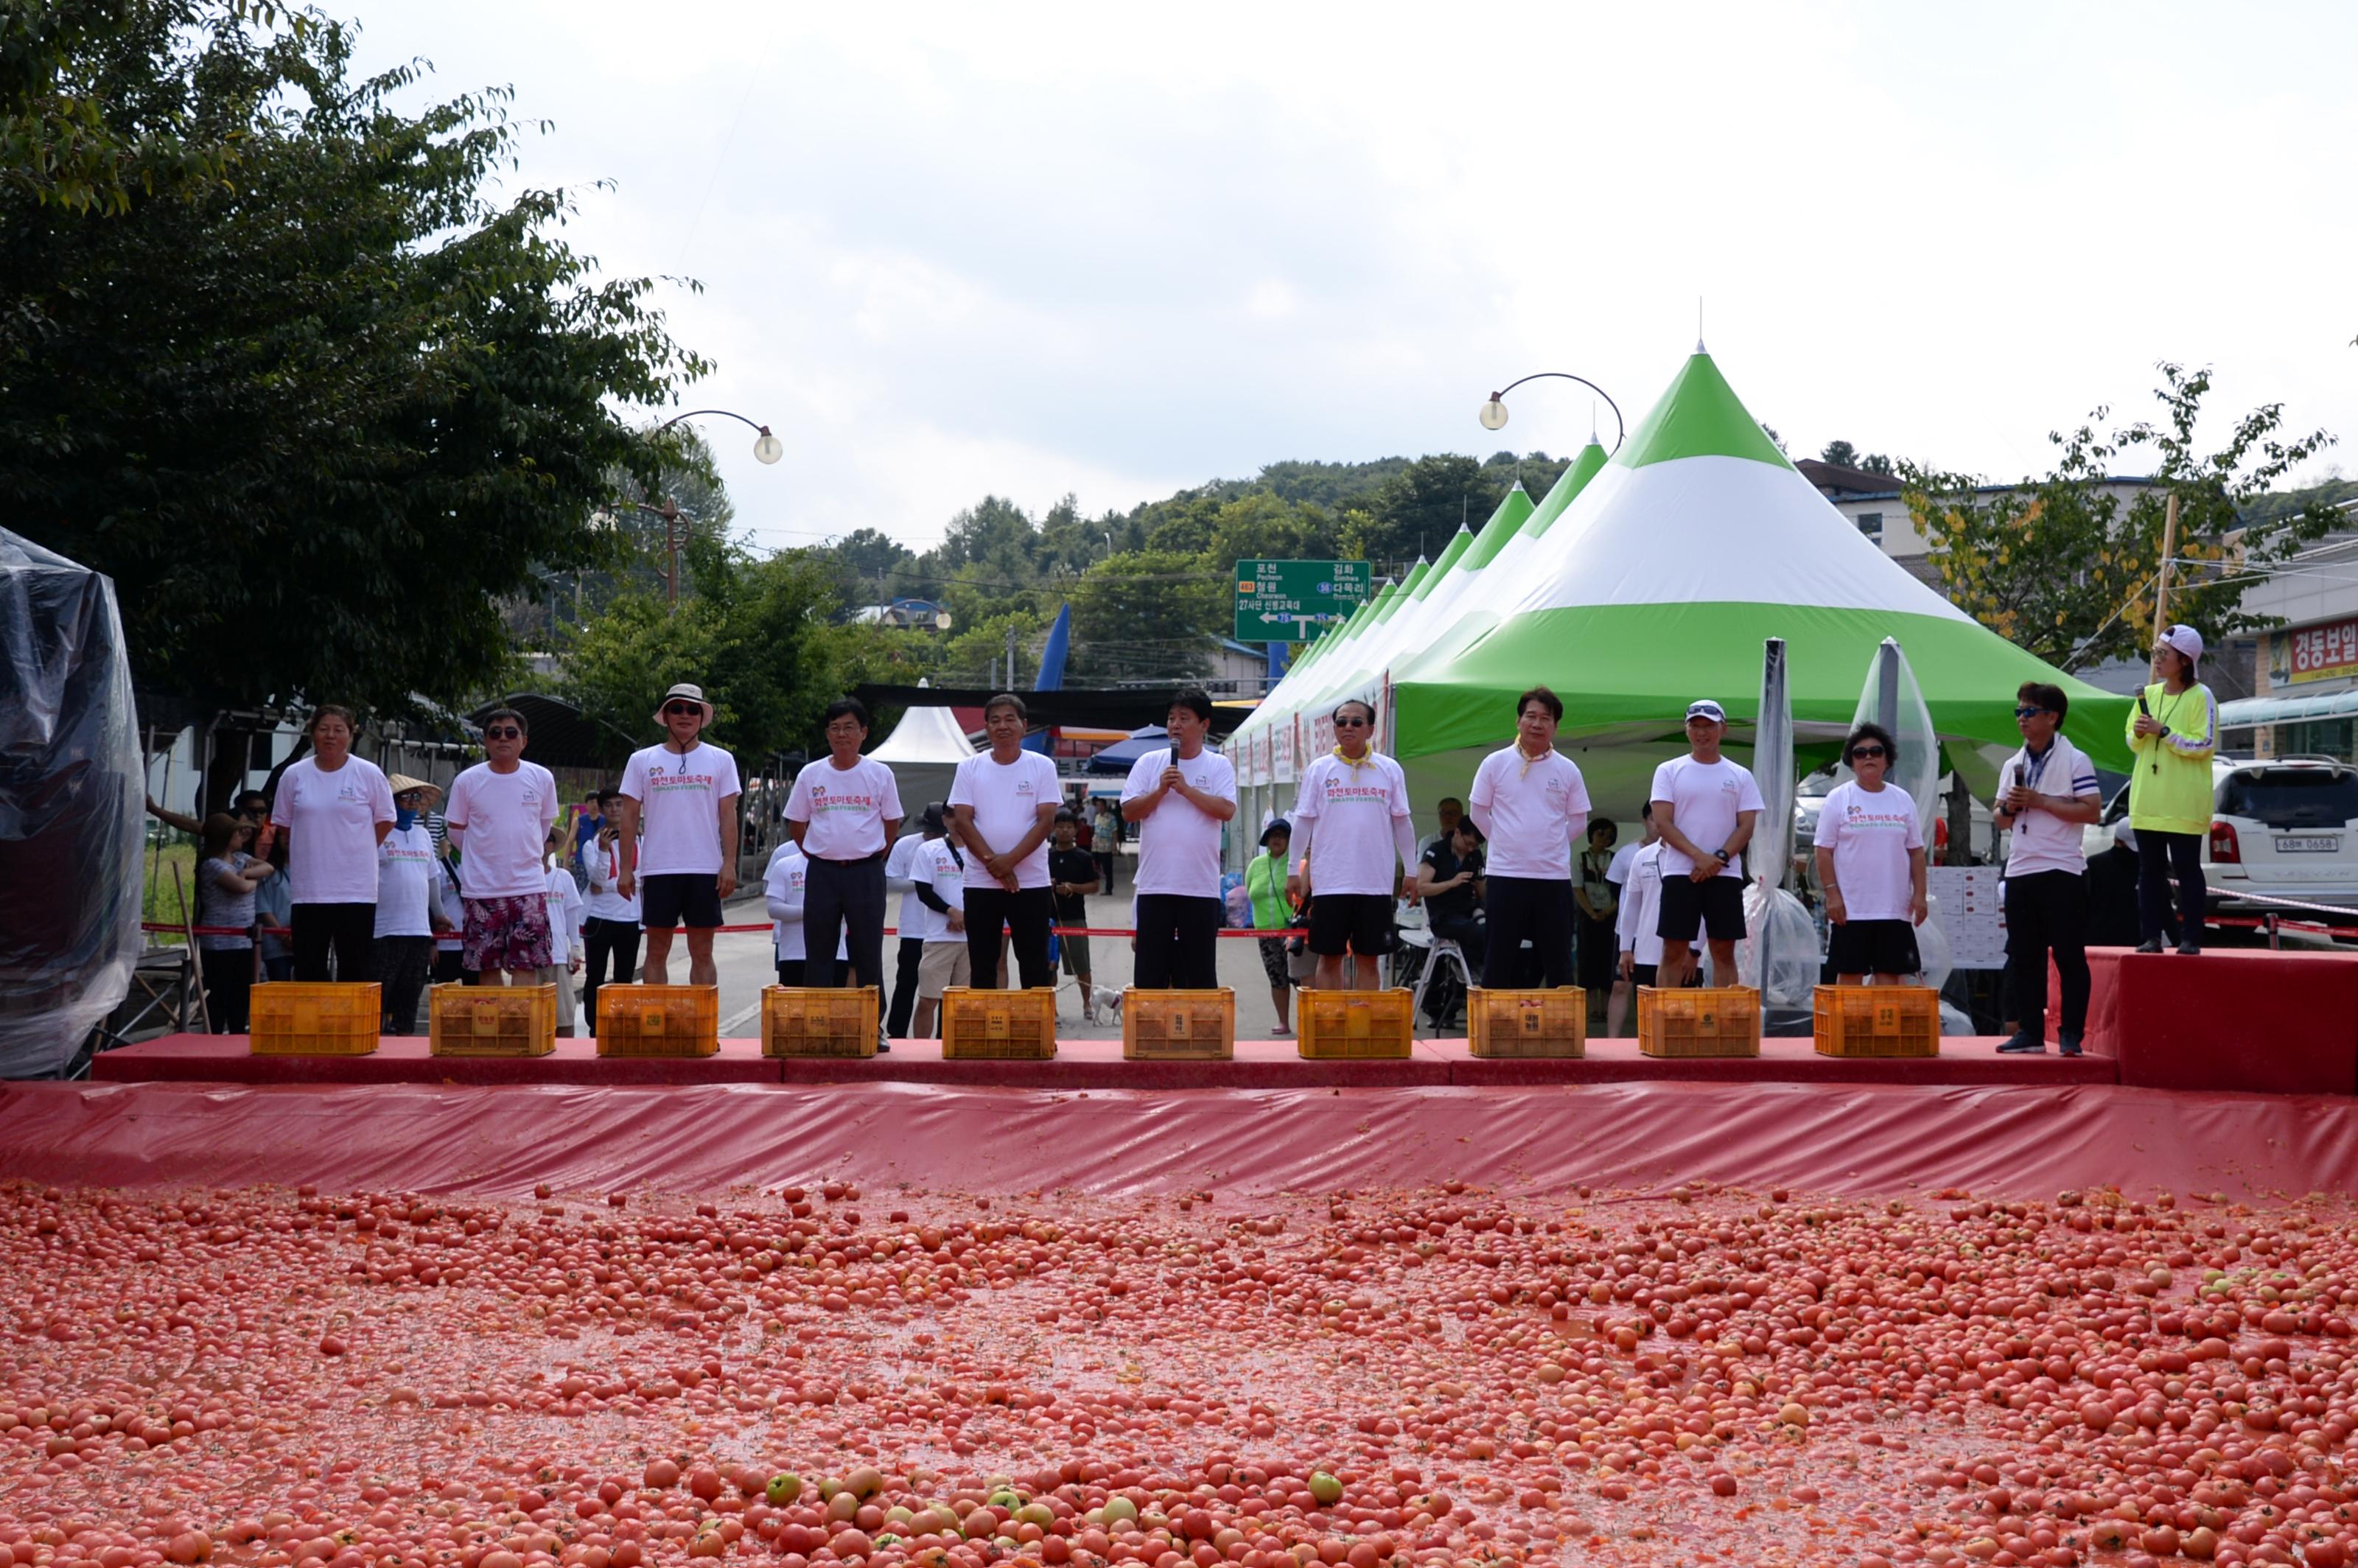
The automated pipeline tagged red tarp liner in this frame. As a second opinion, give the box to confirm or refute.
[2,1079,2355,1201]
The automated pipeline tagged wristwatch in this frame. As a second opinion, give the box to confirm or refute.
[1713,848,1731,864]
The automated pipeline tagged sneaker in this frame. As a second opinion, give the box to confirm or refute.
[2134,938,2165,954]
[2058,1031,2083,1057]
[2175,942,2201,956]
[1995,1032,2047,1054]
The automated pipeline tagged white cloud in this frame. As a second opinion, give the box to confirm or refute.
[351,0,2358,549]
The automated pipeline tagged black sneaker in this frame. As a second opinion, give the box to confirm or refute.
[2058,1031,2083,1057]
[2175,942,2201,956]
[2134,938,2165,954]
[1995,1032,2046,1054]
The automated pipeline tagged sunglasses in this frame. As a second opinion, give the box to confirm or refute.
[662,703,701,718]
[1334,717,1369,728]
[2013,706,2051,719]
[1849,745,1887,760]
[484,727,523,740]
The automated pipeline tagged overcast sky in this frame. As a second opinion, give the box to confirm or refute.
[349,1,2358,553]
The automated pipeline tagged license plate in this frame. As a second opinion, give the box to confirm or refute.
[2276,836,2342,853]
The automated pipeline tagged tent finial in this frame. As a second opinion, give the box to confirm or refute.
[1696,295,1706,353]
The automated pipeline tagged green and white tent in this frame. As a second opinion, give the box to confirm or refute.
[1375,349,2133,816]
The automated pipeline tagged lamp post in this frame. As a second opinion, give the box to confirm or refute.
[1476,372,1626,455]
[641,408,783,605]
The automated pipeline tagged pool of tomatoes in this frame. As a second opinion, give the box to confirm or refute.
[3,1175,2357,1568]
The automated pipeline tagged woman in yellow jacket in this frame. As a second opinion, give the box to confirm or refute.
[2126,623,2217,954]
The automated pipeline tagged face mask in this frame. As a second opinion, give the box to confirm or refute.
[396,805,418,830]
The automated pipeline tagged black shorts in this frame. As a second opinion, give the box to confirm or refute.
[1827,917,1921,977]
[640,872,724,931]
[1307,893,1395,957]
[1659,873,1746,942]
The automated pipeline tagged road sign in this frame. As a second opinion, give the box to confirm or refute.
[1234,559,1374,643]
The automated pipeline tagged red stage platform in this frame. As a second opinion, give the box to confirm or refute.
[2051,945,2358,1095]
[92,1031,2118,1088]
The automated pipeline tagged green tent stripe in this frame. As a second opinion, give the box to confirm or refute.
[1518,441,1610,543]
[1413,525,1477,599]
[1614,353,1793,472]
[1374,561,1427,622]
[1460,483,1540,570]
[1392,601,2132,769]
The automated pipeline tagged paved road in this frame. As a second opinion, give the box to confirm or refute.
[628,892,1303,1043]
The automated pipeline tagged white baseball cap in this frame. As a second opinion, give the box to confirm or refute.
[2158,624,2204,672]
[1684,699,1727,724]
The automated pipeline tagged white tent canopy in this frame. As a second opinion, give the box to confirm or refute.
[868,691,976,819]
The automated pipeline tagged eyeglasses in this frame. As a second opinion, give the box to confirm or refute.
[484,727,522,740]
[2012,706,2050,719]
[1849,745,1887,760]
[825,720,864,735]
[1333,717,1369,728]
[662,703,701,718]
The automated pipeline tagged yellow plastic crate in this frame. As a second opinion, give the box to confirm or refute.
[761,985,878,1058]
[1637,985,1761,1057]
[250,982,380,1056]
[1813,984,1941,1058]
[940,987,1059,1060]
[595,984,720,1057]
[1297,988,1415,1060]
[1467,987,1588,1057]
[1122,987,1236,1061]
[428,983,557,1057]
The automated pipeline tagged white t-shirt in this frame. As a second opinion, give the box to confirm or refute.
[581,833,641,923]
[1121,746,1236,898]
[920,836,968,943]
[444,760,560,898]
[1651,755,1767,879]
[1813,781,1925,922]
[433,863,464,952]
[271,755,396,904]
[786,755,902,860]
[2001,734,2101,878]
[885,831,929,937]
[1467,746,1592,880]
[542,866,585,967]
[1605,840,1640,888]
[1613,842,1698,967]
[374,823,441,938]
[763,842,850,962]
[1291,750,1417,896]
[620,742,743,876]
[948,749,1060,889]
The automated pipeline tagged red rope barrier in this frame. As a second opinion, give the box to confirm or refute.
[144,920,1309,939]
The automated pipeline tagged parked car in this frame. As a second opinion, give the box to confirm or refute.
[2082,757,2358,917]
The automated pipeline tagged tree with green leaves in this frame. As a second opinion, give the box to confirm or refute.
[1067,550,1228,684]
[4,4,708,729]
[1899,363,2338,671]
[562,537,844,765]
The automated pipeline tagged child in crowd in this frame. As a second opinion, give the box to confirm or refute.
[537,824,586,1035]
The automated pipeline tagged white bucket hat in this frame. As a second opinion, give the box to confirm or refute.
[652,682,715,726]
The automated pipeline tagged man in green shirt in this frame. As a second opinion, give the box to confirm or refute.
[1245,819,1297,1036]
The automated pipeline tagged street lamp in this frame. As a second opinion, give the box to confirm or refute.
[654,407,784,465]
[640,407,782,604]
[1477,372,1626,454]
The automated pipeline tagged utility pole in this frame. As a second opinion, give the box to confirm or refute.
[1007,627,1019,688]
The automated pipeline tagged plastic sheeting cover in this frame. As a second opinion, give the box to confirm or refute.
[0,528,144,1077]
[5,1079,2358,1202]
[1850,637,1940,837]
